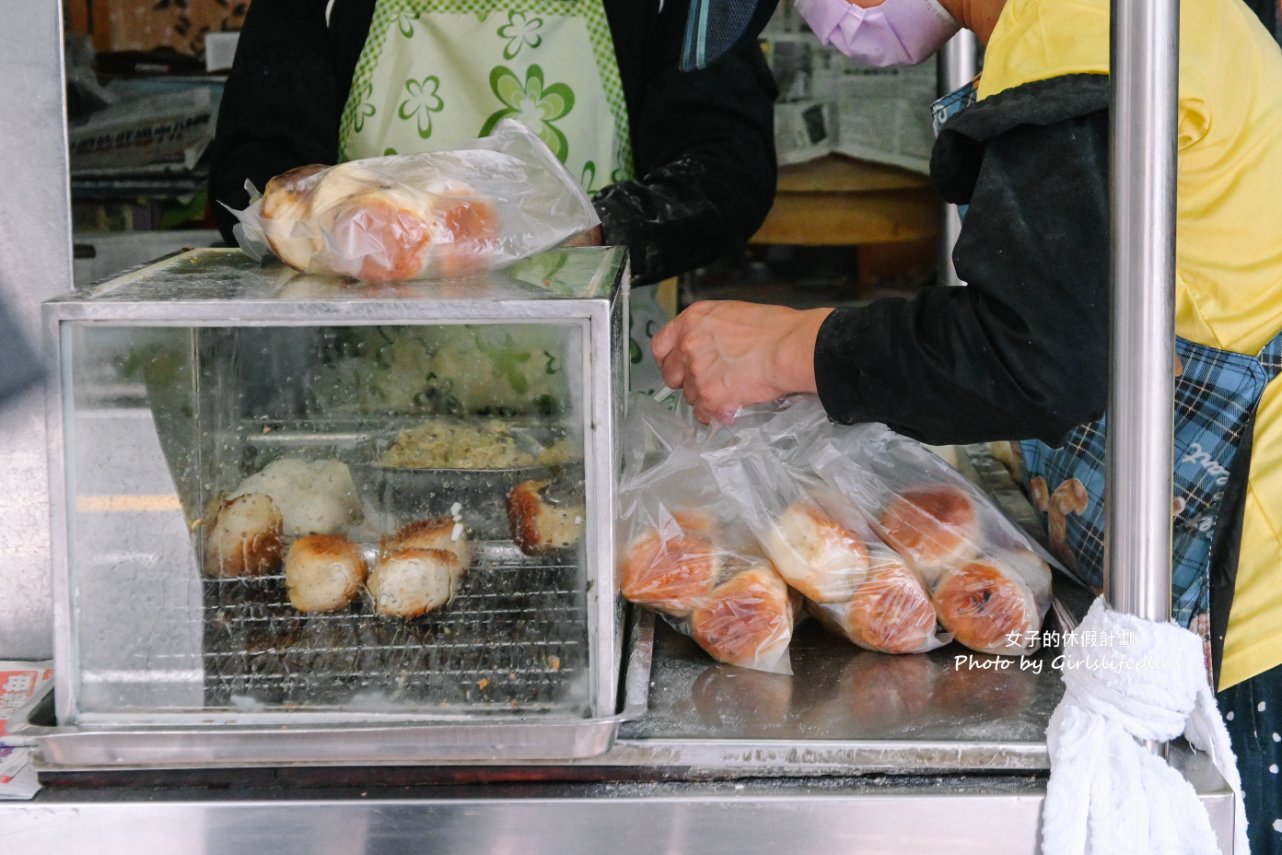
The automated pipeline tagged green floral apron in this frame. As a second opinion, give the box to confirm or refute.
[339,0,631,186]
[338,0,667,393]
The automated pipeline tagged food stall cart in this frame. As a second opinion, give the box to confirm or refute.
[0,0,1238,849]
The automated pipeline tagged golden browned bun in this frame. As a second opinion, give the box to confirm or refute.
[379,517,472,575]
[203,493,283,578]
[260,164,326,271]
[434,194,499,278]
[261,163,501,282]
[329,189,435,283]
[368,547,460,619]
[324,184,499,282]
[620,511,721,616]
[879,484,980,578]
[689,566,793,669]
[812,554,938,654]
[932,553,1040,654]
[506,479,583,556]
[761,499,869,603]
[305,162,382,214]
[284,534,368,613]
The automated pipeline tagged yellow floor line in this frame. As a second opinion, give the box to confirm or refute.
[77,495,182,513]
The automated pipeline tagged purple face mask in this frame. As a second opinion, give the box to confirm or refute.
[795,0,961,66]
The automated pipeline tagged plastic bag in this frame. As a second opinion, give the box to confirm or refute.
[703,424,948,655]
[227,120,599,282]
[620,394,1051,662]
[618,397,797,674]
[803,494,949,655]
[804,415,1053,656]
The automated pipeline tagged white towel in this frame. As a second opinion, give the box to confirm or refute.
[1042,597,1249,855]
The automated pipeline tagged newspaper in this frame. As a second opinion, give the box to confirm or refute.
[762,5,940,173]
[68,88,217,174]
[0,661,51,801]
[0,661,52,744]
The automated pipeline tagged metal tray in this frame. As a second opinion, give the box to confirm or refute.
[193,540,591,717]
[350,461,583,539]
[11,610,652,768]
[242,418,583,538]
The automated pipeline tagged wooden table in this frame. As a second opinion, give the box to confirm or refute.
[750,155,938,246]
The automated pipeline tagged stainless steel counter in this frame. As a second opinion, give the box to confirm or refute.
[1,614,1236,854]
[0,750,1234,855]
[1,446,1234,853]
[607,616,1061,777]
[0,777,1060,855]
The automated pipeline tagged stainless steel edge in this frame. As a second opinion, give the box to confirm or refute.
[1106,0,1178,621]
[44,308,77,726]
[588,299,616,721]
[601,736,1051,774]
[584,307,606,720]
[44,303,617,325]
[35,717,624,766]
[0,784,1053,855]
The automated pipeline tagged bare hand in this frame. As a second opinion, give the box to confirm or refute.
[651,300,834,424]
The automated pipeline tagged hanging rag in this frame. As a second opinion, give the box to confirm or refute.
[1043,597,1249,855]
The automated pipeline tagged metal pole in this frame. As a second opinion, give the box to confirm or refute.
[1105,0,1179,622]
[936,31,978,288]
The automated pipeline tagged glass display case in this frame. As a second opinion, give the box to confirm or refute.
[43,248,629,749]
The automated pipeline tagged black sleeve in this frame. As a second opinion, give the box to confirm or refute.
[814,79,1111,447]
[207,0,353,244]
[594,0,778,284]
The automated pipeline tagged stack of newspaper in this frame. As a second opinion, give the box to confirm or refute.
[761,4,940,172]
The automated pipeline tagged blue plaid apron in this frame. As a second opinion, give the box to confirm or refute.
[932,78,1282,644]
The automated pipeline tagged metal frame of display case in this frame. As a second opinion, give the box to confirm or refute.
[40,248,629,739]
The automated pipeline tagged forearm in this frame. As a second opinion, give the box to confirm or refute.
[814,289,1105,445]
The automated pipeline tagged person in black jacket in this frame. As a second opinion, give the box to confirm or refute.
[208,0,778,286]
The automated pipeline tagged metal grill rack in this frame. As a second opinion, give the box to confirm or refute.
[192,542,588,716]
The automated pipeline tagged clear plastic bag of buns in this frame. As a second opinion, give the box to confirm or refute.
[703,428,949,655]
[225,120,598,283]
[618,507,799,674]
[619,396,798,674]
[805,419,1053,657]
